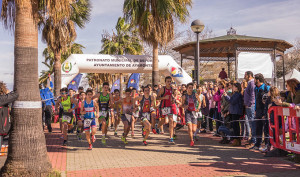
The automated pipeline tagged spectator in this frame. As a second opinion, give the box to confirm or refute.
[241,80,250,140]
[213,80,225,136]
[244,71,256,144]
[224,83,244,146]
[40,76,55,133]
[0,82,18,136]
[207,85,216,132]
[218,68,228,79]
[250,73,270,150]
[276,78,300,107]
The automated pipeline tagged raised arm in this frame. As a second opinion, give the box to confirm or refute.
[0,92,19,107]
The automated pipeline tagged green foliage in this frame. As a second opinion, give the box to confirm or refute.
[100,17,143,55]
[39,43,85,84]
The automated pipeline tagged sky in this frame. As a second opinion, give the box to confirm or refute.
[0,0,300,90]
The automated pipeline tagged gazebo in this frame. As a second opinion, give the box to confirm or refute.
[172,28,293,87]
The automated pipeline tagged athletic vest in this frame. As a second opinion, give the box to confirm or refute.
[99,92,110,111]
[185,93,198,112]
[76,99,83,115]
[140,96,151,113]
[61,96,71,112]
[84,100,95,119]
[113,96,121,110]
[122,97,132,114]
[161,87,172,107]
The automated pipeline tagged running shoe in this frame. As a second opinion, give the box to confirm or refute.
[190,140,195,147]
[62,140,67,146]
[77,134,82,141]
[88,144,92,150]
[152,128,157,134]
[169,138,175,144]
[114,131,118,136]
[92,135,96,143]
[143,141,148,146]
[173,134,177,140]
[101,136,106,145]
[142,129,146,137]
[249,146,259,150]
[156,128,160,134]
[124,138,128,144]
[121,136,125,143]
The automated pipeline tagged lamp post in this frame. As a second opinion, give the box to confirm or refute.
[191,20,205,85]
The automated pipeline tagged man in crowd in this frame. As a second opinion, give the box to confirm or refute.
[219,68,228,79]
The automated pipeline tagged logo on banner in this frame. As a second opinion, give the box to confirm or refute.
[62,62,72,73]
[114,83,118,87]
[171,66,183,77]
[130,79,135,84]
[71,81,76,85]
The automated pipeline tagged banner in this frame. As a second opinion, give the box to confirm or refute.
[68,74,83,91]
[127,73,140,90]
[111,79,120,93]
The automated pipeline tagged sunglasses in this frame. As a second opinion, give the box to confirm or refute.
[61,92,68,95]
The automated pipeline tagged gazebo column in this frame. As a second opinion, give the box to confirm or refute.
[282,52,286,90]
[273,46,277,86]
[234,44,238,80]
[227,55,230,79]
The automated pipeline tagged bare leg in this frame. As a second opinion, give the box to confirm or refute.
[168,115,173,139]
[63,122,68,140]
[143,120,151,140]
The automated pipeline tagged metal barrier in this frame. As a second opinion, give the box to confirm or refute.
[268,106,300,154]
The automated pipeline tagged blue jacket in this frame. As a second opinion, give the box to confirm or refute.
[40,81,55,106]
[225,92,243,115]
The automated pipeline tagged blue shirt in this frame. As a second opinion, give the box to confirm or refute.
[40,81,55,106]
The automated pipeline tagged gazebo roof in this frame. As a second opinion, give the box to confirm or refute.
[173,34,293,59]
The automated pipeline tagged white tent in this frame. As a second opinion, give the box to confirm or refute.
[280,69,300,81]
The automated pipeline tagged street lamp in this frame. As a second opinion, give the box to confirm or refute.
[191,19,205,84]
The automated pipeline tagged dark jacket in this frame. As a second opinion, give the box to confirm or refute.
[244,79,255,107]
[255,83,270,117]
[0,92,19,135]
[225,92,243,115]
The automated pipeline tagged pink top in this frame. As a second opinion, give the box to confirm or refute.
[213,89,224,113]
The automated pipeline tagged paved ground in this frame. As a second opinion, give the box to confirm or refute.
[1,122,300,177]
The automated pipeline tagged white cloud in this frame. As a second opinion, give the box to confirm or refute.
[90,0,124,17]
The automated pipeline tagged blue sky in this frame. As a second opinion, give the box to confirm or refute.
[0,0,300,90]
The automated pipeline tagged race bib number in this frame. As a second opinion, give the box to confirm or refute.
[63,115,72,123]
[84,119,92,127]
[133,111,139,117]
[162,107,171,116]
[150,107,155,112]
[142,113,150,120]
[125,114,132,121]
[100,111,107,117]
[192,111,197,119]
[173,114,178,120]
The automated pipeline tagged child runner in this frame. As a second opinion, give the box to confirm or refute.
[81,89,99,150]
[182,83,201,146]
[55,87,78,146]
[121,88,135,144]
[93,82,113,145]
[112,89,122,136]
[135,86,155,145]
[157,76,176,143]
[75,91,85,140]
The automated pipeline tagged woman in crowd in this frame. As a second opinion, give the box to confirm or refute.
[213,80,225,136]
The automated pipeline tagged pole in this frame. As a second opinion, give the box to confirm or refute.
[195,32,200,84]
[283,54,286,90]
[227,55,230,79]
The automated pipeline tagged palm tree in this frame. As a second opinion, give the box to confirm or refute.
[40,0,91,96]
[123,0,192,85]
[0,0,71,176]
[39,43,85,84]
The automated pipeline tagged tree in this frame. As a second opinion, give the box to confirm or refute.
[0,0,71,176]
[40,0,91,96]
[123,0,192,85]
[39,43,85,84]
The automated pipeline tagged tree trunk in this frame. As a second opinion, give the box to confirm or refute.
[0,0,52,176]
[54,50,62,96]
[152,42,159,86]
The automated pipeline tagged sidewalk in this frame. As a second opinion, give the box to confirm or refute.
[1,122,300,177]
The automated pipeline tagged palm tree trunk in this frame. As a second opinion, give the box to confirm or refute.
[152,42,159,85]
[0,0,52,176]
[54,50,62,96]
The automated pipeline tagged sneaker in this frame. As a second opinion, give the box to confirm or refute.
[114,132,118,136]
[101,136,106,145]
[143,141,148,146]
[190,140,195,147]
[200,130,207,133]
[121,136,125,143]
[142,128,146,137]
[62,140,67,146]
[92,135,96,143]
[249,146,259,150]
[152,128,157,134]
[169,138,175,144]
[259,147,269,153]
[173,134,177,140]
[77,134,82,141]
[124,138,128,144]
[88,144,92,150]
[156,128,160,134]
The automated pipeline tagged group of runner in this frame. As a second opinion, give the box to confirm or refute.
[54,76,206,150]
